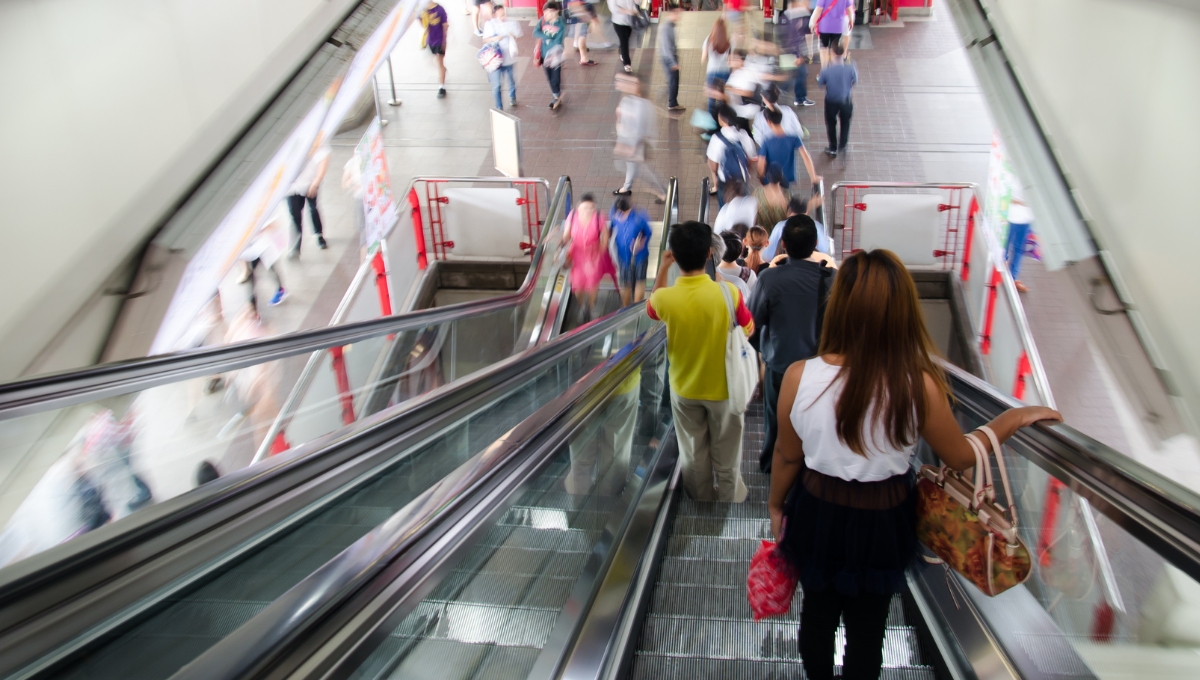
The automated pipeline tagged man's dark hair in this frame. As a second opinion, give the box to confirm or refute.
[668,221,713,271]
[195,461,220,486]
[762,84,780,105]
[730,223,749,239]
[717,104,739,126]
[580,192,595,204]
[734,48,749,59]
[832,41,845,57]
[720,231,743,263]
[614,196,631,212]
[543,1,561,10]
[786,194,807,216]
[782,214,818,259]
[765,108,783,126]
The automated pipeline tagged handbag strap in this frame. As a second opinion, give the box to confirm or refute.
[977,425,1021,530]
[962,433,988,509]
[717,280,737,331]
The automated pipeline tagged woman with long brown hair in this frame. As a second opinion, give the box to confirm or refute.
[701,18,732,155]
[767,249,1060,680]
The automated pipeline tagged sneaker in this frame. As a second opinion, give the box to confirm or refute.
[667,105,686,113]
[509,99,518,107]
[316,235,328,249]
[580,60,598,66]
[269,288,288,306]
[798,98,815,106]
[437,87,446,98]
[552,96,562,109]
[824,148,838,158]
[623,65,633,73]
[474,28,484,36]
[592,41,613,48]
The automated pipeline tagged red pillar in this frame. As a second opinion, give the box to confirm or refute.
[408,188,427,270]
[329,346,356,426]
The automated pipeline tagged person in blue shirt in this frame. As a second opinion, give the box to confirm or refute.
[816,41,858,157]
[610,196,654,304]
[755,108,819,188]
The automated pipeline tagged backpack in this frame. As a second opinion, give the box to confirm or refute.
[718,133,750,182]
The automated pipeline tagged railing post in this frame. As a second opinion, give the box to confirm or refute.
[962,195,978,281]
[329,346,356,426]
[408,188,427,270]
[980,267,1001,355]
[372,249,392,316]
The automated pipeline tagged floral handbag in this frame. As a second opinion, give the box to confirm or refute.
[915,425,1032,596]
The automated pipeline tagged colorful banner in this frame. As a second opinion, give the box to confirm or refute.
[355,118,399,246]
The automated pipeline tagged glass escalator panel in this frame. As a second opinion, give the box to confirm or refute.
[345,346,670,680]
[41,312,653,680]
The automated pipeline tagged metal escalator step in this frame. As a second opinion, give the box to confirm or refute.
[647,583,764,620]
[638,615,800,660]
[670,516,771,541]
[447,546,590,580]
[664,534,760,562]
[675,500,771,521]
[390,600,559,648]
[357,636,540,680]
[657,557,752,588]
[630,654,935,680]
[429,570,578,610]
[479,525,597,553]
[500,506,613,533]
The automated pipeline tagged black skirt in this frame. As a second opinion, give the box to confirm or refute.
[778,465,917,597]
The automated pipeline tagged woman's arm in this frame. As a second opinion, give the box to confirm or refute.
[768,361,807,541]
[798,145,821,186]
[919,372,1062,471]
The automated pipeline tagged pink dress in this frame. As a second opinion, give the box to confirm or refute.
[566,208,617,293]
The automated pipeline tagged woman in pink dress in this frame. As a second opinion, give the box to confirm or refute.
[562,194,617,317]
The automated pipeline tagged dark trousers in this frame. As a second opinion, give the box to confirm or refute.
[614,24,633,66]
[287,193,324,245]
[544,65,561,97]
[793,61,809,101]
[800,588,893,680]
[663,61,679,107]
[760,367,786,472]
[824,99,853,152]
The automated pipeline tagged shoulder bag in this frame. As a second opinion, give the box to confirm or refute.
[915,425,1033,596]
[718,281,758,414]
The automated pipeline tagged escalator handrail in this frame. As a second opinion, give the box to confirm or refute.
[0,300,646,639]
[170,308,667,680]
[0,175,573,422]
[942,359,1200,582]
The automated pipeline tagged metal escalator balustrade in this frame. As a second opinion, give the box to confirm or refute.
[0,304,656,680]
[0,176,573,578]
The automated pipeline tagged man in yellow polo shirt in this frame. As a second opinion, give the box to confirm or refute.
[648,221,754,502]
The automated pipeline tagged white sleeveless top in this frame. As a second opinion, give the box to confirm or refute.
[790,356,916,482]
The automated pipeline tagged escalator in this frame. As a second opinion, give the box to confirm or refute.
[0,178,684,678]
[144,254,1200,680]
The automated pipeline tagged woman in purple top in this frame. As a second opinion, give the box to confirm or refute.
[810,0,853,68]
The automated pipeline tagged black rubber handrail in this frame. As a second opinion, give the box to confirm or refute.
[0,176,572,422]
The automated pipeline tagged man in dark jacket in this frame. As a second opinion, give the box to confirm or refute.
[748,215,834,472]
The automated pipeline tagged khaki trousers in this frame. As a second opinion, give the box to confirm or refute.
[671,392,748,503]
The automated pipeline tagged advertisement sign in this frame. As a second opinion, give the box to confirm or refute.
[354,118,399,246]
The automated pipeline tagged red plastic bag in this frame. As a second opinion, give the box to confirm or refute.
[747,539,799,621]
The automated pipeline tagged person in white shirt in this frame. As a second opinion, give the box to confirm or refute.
[713,179,759,234]
[612,74,666,202]
[286,143,331,257]
[752,85,805,145]
[608,0,638,72]
[482,4,523,109]
[706,105,758,208]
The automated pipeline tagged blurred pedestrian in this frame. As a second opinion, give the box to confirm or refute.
[743,225,770,272]
[482,3,522,109]
[707,104,757,208]
[810,0,854,68]
[563,194,617,316]
[718,230,757,300]
[714,178,758,234]
[610,196,653,304]
[420,0,449,98]
[765,193,832,261]
[755,164,791,229]
[1005,200,1034,293]
[608,0,638,73]
[817,41,856,157]
[469,0,489,35]
[782,0,815,106]
[535,1,567,109]
[566,0,600,65]
[658,2,685,113]
[752,85,804,145]
[613,74,667,203]
[702,18,732,123]
[287,142,330,257]
[757,108,819,187]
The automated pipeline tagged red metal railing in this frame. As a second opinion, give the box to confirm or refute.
[836,184,971,270]
[406,177,550,267]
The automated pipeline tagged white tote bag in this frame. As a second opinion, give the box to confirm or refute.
[719,282,758,414]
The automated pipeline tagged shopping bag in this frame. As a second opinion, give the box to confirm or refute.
[915,425,1033,596]
[689,109,717,132]
[477,43,503,73]
[747,540,798,620]
[718,282,757,414]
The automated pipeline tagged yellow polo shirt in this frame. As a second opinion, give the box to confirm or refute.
[647,274,754,402]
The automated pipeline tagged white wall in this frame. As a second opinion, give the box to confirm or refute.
[980,0,1200,432]
[0,0,355,380]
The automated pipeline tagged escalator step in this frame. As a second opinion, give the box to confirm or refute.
[479,525,597,553]
[647,583,763,620]
[664,535,760,562]
[656,557,759,588]
[670,516,771,541]
[447,546,589,579]
[675,499,771,520]
[429,570,578,610]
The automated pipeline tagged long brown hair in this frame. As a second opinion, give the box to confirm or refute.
[743,226,769,270]
[817,249,948,456]
[708,18,730,55]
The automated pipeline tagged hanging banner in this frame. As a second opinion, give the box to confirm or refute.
[355,117,399,246]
